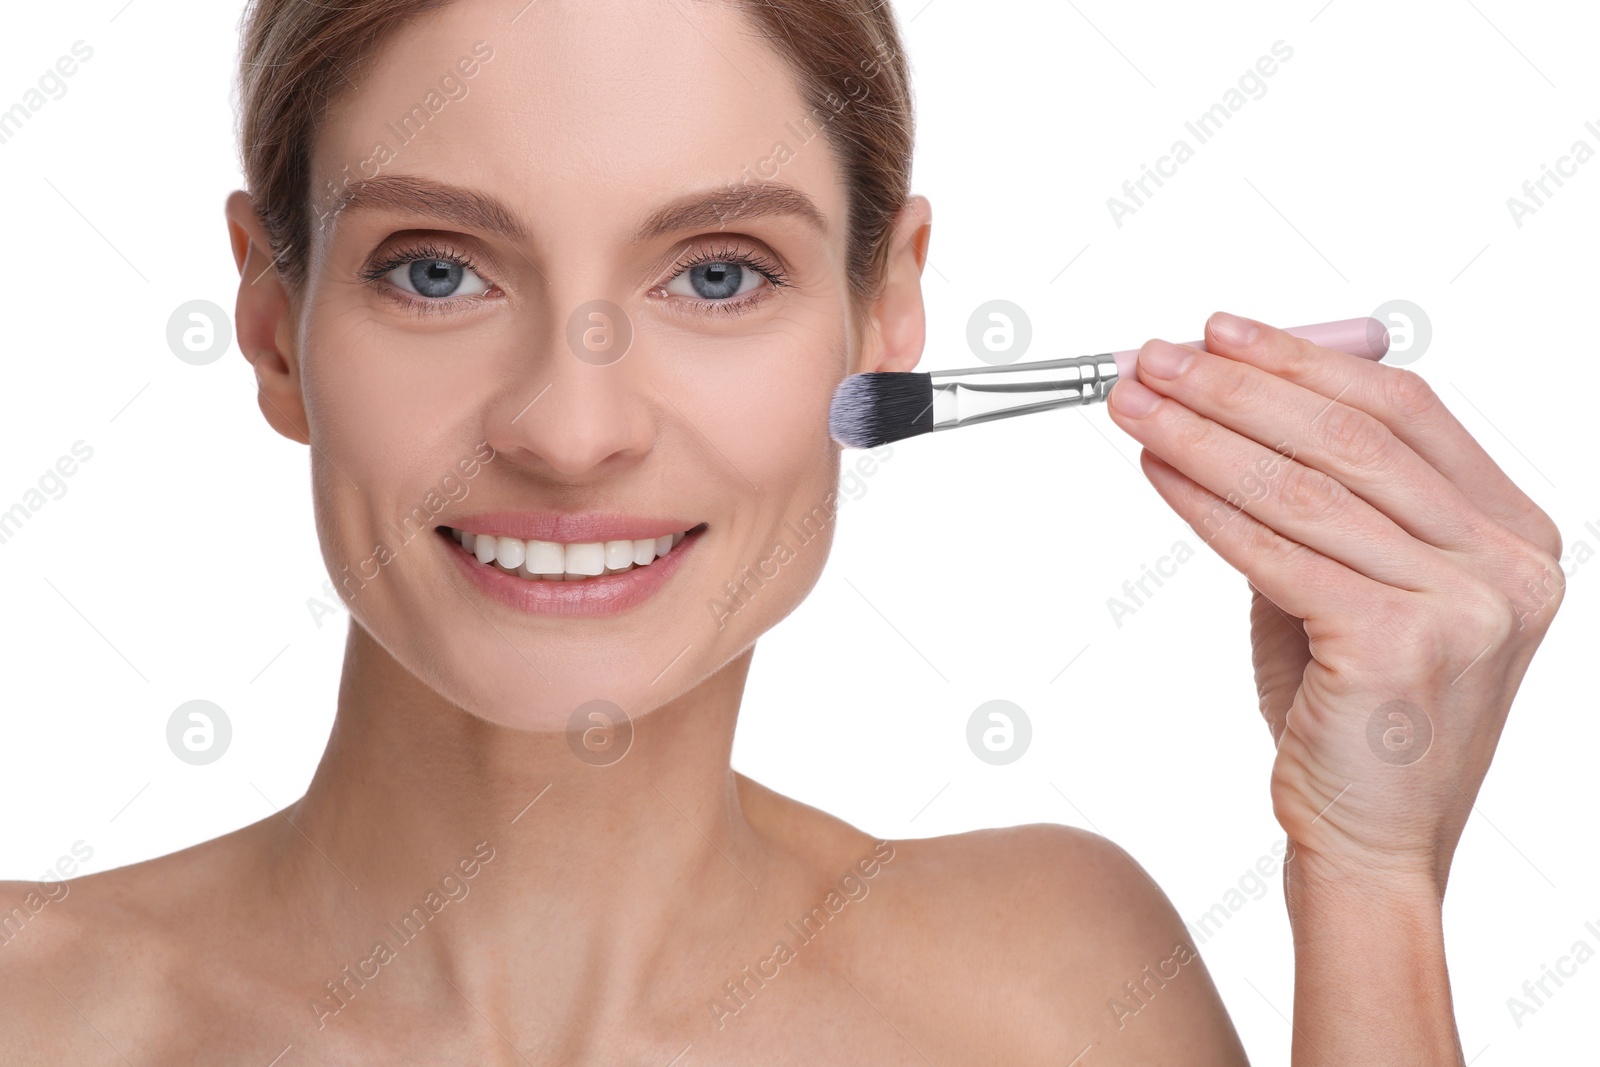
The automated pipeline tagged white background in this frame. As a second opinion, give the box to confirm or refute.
[2,1,1596,1062]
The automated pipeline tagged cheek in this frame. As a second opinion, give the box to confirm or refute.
[744,379,835,489]
[681,331,846,621]
[301,317,470,464]
[666,322,843,491]
[299,322,478,570]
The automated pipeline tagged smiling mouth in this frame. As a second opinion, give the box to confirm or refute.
[439,522,708,581]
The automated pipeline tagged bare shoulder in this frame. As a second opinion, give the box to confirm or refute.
[0,828,277,1063]
[875,823,1247,1063]
[698,779,1250,1062]
[0,866,169,1062]
[908,825,1241,1049]
[740,785,1250,1067]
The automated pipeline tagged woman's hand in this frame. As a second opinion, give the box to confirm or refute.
[1105,311,1566,896]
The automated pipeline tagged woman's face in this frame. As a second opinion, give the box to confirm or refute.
[294,0,879,728]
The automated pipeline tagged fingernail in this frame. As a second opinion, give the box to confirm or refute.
[1209,311,1260,348]
[1111,377,1161,418]
[1138,339,1194,379]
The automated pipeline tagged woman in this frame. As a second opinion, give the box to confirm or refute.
[0,0,1565,1061]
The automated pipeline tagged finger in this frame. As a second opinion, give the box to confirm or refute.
[1203,311,1561,558]
[1133,446,1392,626]
[1130,337,1500,556]
[1108,373,1445,594]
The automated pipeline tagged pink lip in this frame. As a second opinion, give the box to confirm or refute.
[446,512,701,543]
[440,524,704,616]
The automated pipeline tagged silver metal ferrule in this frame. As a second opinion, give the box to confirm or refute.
[926,352,1119,432]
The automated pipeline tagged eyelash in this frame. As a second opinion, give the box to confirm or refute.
[359,240,494,319]
[665,243,791,317]
[359,240,791,318]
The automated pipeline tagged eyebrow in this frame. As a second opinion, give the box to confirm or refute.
[633,183,829,242]
[324,173,828,244]
[326,174,529,240]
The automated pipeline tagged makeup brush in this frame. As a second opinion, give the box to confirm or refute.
[828,317,1392,449]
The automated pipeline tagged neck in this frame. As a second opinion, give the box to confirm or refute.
[272,619,784,1026]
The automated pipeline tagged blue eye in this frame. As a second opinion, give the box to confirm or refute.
[360,239,497,312]
[657,245,791,316]
[361,238,788,319]
[665,260,766,301]
[385,256,491,300]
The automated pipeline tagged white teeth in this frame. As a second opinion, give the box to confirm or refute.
[495,537,525,570]
[527,540,564,575]
[452,525,696,580]
[564,542,605,576]
[604,540,634,570]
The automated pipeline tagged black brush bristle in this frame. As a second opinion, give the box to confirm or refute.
[828,371,935,449]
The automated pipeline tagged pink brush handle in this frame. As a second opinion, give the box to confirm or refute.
[1108,317,1391,381]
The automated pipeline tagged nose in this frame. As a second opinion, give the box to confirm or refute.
[483,303,655,482]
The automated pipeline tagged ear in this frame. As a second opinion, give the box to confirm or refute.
[854,194,932,375]
[225,190,310,446]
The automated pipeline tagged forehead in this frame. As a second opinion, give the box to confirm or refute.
[310,0,847,238]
